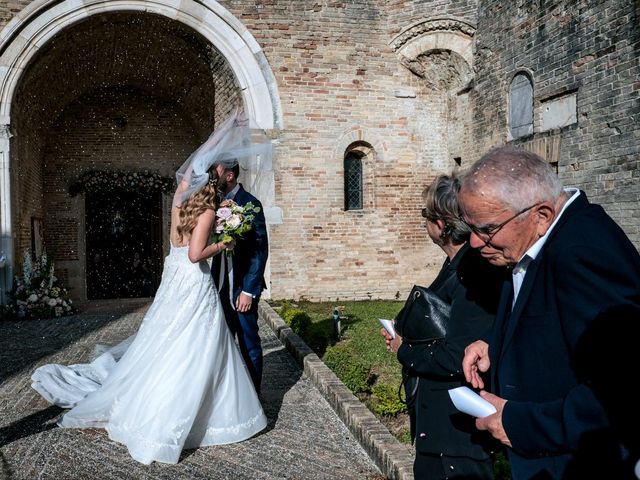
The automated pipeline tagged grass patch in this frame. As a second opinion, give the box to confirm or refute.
[269,299,411,442]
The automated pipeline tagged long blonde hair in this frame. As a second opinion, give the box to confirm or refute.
[177,167,220,242]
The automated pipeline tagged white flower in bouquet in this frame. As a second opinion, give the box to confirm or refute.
[227,214,242,229]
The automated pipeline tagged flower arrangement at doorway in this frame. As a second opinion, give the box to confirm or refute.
[4,250,76,320]
[68,169,175,197]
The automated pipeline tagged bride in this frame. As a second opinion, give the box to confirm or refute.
[31,111,268,465]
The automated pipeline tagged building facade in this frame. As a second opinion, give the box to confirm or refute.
[0,0,637,304]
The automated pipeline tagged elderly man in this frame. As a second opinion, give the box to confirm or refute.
[458,146,640,479]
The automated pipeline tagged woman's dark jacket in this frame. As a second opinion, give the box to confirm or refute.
[397,243,504,458]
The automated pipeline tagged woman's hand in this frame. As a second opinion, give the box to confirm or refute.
[380,328,402,354]
[222,238,236,252]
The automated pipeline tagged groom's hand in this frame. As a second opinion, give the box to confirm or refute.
[236,292,253,312]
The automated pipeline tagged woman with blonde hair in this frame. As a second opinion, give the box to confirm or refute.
[32,110,269,464]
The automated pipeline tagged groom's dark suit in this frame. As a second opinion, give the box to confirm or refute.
[212,184,268,393]
[488,191,640,479]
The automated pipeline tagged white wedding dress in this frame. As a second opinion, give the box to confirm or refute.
[31,244,267,464]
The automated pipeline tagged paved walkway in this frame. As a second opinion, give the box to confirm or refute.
[0,299,386,480]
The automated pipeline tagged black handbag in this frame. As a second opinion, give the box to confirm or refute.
[394,285,451,344]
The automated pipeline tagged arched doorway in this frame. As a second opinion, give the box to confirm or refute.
[0,0,281,303]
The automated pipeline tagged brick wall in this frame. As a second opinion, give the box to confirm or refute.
[385,0,478,37]
[473,0,639,244]
[10,135,45,259]
[219,0,473,300]
[1,0,637,304]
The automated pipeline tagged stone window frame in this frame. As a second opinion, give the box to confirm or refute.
[343,142,376,212]
[508,70,535,140]
[334,128,384,213]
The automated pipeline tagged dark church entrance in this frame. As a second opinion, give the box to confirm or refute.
[85,189,162,299]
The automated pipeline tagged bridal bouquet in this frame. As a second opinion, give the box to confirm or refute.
[212,200,260,255]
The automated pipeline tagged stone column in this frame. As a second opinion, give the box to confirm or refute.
[0,124,13,305]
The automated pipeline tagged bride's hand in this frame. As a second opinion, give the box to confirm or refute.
[220,199,234,208]
[222,239,236,251]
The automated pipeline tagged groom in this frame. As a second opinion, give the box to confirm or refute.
[212,161,269,395]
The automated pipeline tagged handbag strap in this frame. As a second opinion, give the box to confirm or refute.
[398,370,419,407]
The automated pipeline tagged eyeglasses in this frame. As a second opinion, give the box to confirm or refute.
[461,202,542,245]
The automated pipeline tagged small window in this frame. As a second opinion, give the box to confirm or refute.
[509,72,534,139]
[344,152,363,210]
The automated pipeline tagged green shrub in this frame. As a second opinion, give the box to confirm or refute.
[282,308,311,336]
[323,345,371,393]
[370,382,407,417]
[277,300,294,317]
[303,323,333,354]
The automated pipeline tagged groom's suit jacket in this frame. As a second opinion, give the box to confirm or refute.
[212,184,268,298]
[488,191,640,478]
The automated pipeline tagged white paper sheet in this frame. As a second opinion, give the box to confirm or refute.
[448,386,497,418]
[378,318,395,339]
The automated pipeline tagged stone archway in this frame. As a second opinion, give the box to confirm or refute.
[0,0,282,302]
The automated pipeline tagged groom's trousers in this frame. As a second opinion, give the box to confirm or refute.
[218,278,263,394]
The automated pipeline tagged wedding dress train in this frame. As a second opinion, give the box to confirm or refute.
[31,244,267,464]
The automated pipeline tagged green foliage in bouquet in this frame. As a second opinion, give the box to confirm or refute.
[4,251,76,320]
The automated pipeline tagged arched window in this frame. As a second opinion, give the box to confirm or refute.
[344,152,363,210]
[509,72,534,139]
